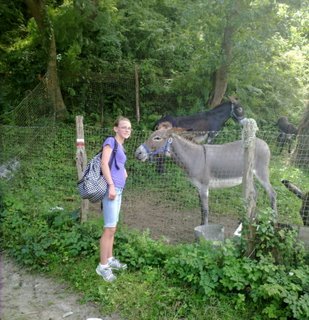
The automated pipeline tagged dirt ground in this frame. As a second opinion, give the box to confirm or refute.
[0,255,120,320]
[90,190,240,244]
[123,189,240,243]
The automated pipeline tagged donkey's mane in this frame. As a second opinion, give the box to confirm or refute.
[171,131,203,150]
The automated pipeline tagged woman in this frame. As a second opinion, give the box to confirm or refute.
[96,116,132,282]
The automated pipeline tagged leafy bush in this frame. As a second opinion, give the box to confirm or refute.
[1,185,308,320]
[164,214,309,320]
[1,204,101,270]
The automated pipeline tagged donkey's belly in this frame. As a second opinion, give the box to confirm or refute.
[209,177,243,189]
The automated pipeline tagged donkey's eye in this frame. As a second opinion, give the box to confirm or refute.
[153,136,161,141]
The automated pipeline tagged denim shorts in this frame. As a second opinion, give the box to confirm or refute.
[102,187,123,228]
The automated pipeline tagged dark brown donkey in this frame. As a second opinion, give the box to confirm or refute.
[276,116,298,153]
[154,98,246,173]
[155,98,246,144]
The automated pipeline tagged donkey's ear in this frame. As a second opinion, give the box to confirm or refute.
[157,121,173,130]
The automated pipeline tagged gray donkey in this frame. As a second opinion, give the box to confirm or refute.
[135,128,277,225]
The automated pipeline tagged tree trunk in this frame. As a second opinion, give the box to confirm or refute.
[24,0,67,120]
[292,105,309,168]
[46,33,67,120]
[209,66,228,108]
[209,23,234,108]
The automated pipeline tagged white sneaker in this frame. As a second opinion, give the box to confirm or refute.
[96,265,116,282]
[108,257,127,271]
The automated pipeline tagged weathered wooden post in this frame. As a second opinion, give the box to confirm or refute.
[76,116,89,222]
[242,118,258,220]
[242,118,258,256]
[135,64,140,124]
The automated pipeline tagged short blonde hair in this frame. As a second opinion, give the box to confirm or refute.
[114,116,131,126]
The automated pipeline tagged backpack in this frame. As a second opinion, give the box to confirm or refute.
[77,137,118,203]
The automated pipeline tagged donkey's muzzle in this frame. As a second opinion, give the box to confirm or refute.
[135,145,149,162]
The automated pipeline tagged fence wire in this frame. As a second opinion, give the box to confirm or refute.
[1,124,308,243]
[1,75,55,127]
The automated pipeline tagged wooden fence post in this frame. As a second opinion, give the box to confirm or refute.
[76,115,89,222]
[135,64,140,123]
[242,118,258,256]
[242,118,258,220]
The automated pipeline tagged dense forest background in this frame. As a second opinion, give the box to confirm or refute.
[0,0,308,129]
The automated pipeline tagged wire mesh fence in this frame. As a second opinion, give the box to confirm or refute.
[0,75,55,127]
[1,123,308,244]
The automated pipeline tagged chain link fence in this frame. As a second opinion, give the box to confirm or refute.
[0,73,308,244]
[1,122,308,243]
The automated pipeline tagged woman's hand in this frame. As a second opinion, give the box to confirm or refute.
[108,184,116,200]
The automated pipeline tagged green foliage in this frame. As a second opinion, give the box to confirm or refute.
[114,227,175,269]
[2,186,308,319]
[250,209,305,266]
[0,203,101,269]
[1,0,307,124]
[164,215,309,319]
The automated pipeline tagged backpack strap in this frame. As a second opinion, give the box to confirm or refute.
[98,136,119,170]
[109,138,119,170]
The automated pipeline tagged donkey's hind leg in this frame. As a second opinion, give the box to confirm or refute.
[267,185,277,215]
[256,174,277,216]
[198,188,209,225]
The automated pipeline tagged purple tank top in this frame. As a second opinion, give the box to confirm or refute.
[103,137,127,188]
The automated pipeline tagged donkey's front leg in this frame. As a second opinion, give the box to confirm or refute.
[199,188,209,225]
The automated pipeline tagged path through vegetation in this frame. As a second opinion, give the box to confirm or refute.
[0,254,120,320]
